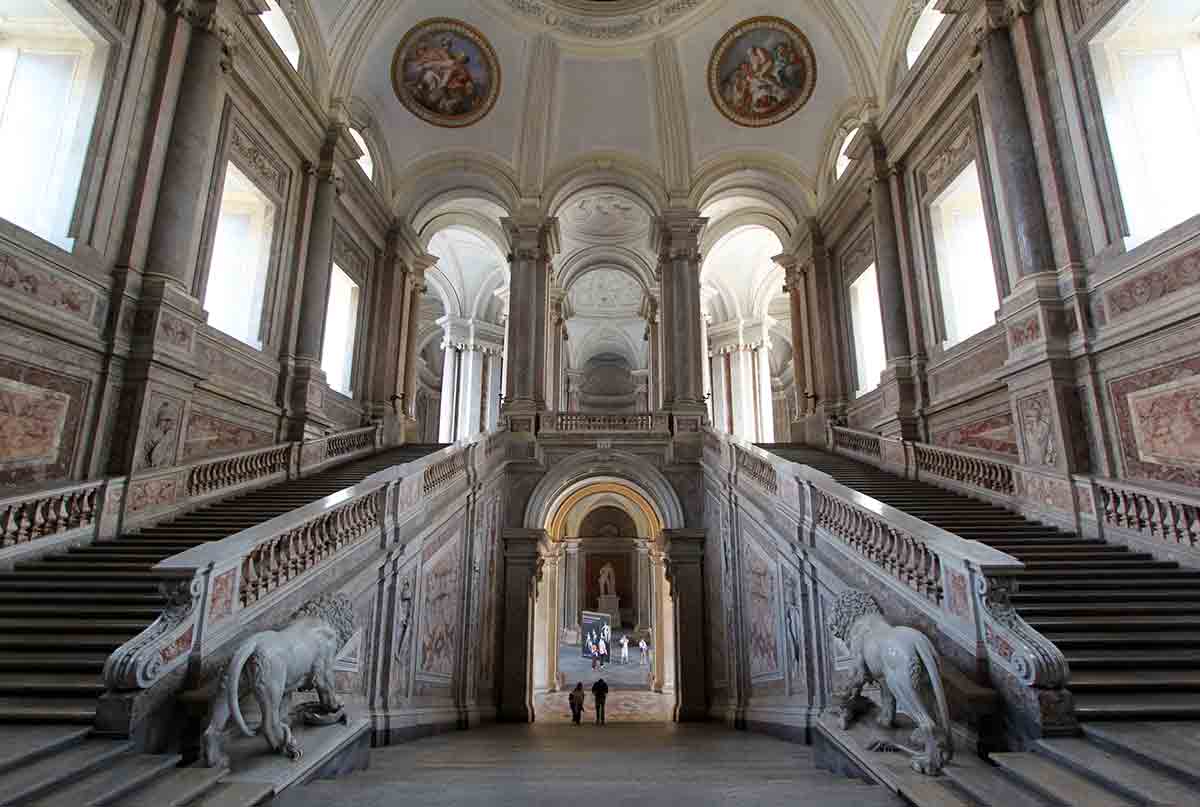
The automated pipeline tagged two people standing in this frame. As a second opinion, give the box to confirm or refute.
[567,679,609,725]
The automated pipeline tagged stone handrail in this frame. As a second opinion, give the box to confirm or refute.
[546,412,667,433]
[299,424,381,473]
[912,441,1017,497]
[102,434,486,692]
[186,443,294,498]
[1094,476,1200,549]
[710,428,1069,693]
[830,425,882,459]
[0,479,106,550]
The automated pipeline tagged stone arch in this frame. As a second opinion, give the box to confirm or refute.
[556,246,656,296]
[394,151,519,223]
[545,153,669,220]
[524,450,685,535]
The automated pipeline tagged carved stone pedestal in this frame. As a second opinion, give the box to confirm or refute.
[597,594,620,627]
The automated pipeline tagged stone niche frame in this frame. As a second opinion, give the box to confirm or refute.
[192,101,293,357]
[910,102,1008,357]
[326,219,373,404]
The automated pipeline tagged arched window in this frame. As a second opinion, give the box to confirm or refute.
[906,2,945,68]
[261,0,300,70]
[0,0,110,249]
[835,127,859,180]
[349,128,374,180]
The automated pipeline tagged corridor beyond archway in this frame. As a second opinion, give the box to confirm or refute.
[275,724,903,807]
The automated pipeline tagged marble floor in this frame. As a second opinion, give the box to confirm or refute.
[275,723,903,807]
[557,638,651,689]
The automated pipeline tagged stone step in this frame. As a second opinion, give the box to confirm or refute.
[0,570,169,581]
[0,579,161,593]
[0,653,108,673]
[65,550,175,561]
[1075,692,1200,721]
[943,760,1054,806]
[1015,579,1200,592]
[1020,559,1178,570]
[184,781,275,807]
[0,673,102,698]
[1033,735,1200,805]
[1047,631,1200,648]
[28,751,181,807]
[0,591,164,605]
[20,562,158,573]
[0,696,96,724]
[111,766,228,807]
[0,618,148,633]
[1011,589,1200,603]
[0,725,90,776]
[1018,601,1200,616]
[1007,552,1148,563]
[0,738,129,805]
[1029,615,1200,631]
[1070,669,1200,691]
[0,604,163,619]
[1013,568,1198,579]
[1082,721,1200,787]
[1066,648,1200,669]
[989,752,1136,806]
[0,634,135,652]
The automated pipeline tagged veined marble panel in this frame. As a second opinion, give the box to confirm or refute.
[742,531,782,684]
[1111,353,1200,488]
[418,530,463,683]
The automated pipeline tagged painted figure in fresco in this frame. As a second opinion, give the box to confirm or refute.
[598,563,616,596]
[721,40,805,118]
[406,36,478,117]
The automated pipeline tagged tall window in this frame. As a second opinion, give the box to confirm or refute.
[849,264,887,397]
[1090,0,1200,245]
[205,163,276,349]
[0,0,109,248]
[835,127,858,179]
[261,0,300,69]
[906,2,945,68]
[930,161,999,346]
[321,264,360,395]
[349,128,373,180]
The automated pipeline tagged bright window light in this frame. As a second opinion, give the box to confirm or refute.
[0,0,109,249]
[930,161,999,346]
[906,2,945,68]
[1090,0,1200,245]
[261,0,300,70]
[849,264,887,397]
[205,164,276,349]
[349,128,373,180]
[321,263,360,395]
[835,127,858,179]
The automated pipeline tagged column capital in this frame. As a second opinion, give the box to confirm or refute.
[654,210,707,263]
[982,0,1038,30]
[502,215,560,262]
[169,1,235,71]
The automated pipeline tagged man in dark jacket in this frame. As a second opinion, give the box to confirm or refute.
[591,678,609,725]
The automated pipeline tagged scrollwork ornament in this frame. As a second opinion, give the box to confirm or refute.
[103,574,203,690]
[976,575,1069,688]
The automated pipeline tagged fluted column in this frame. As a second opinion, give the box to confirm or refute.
[978,0,1054,282]
[144,0,231,291]
[501,215,559,425]
[655,212,708,421]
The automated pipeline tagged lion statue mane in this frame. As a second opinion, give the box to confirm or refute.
[828,589,953,775]
[202,593,356,769]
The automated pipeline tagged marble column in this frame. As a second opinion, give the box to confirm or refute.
[144,0,231,292]
[457,347,485,438]
[726,345,756,440]
[755,330,775,442]
[548,290,565,412]
[486,351,503,430]
[655,212,708,421]
[562,539,581,635]
[710,351,730,434]
[642,294,660,411]
[501,215,559,426]
[499,528,544,723]
[700,314,713,422]
[663,530,705,721]
[367,223,424,445]
[401,271,431,437]
[776,255,811,430]
[438,342,459,443]
[801,222,848,427]
[635,539,651,633]
[978,0,1055,283]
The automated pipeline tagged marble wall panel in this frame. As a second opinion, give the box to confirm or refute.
[1110,353,1200,488]
[1105,245,1200,322]
[927,338,1008,401]
[182,409,273,461]
[135,393,184,471]
[704,491,728,689]
[477,496,502,694]
[0,358,89,485]
[418,530,463,683]
[933,410,1018,456]
[741,531,782,683]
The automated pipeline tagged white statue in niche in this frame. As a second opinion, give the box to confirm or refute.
[598,563,616,596]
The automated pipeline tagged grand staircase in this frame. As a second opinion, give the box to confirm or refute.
[0,443,444,806]
[767,444,1200,806]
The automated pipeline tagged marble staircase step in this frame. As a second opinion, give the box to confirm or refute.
[0,579,162,593]
[0,570,171,581]
[0,617,149,633]
[1014,576,1200,589]
[0,737,129,804]
[0,696,99,724]
[0,673,102,698]
[111,766,228,807]
[0,634,136,653]
[0,725,90,775]
[0,653,109,673]
[27,751,181,807]
[1017,601,1200,616]
[1010,588,1200,602]
[989,752,1136,806]
[1082,721,1200,786]
[1065,648,1200,668]
[1047,631,1200,648]
[0,604,164,619]
[1074,692,1200,720]
[1028,615,1200,631]
[23,561,160,572]
[184,781,275,807]
[943,760,1054,806]
[1034,735,1199,804]
[1008,552,1150,563]
[1070,669,1200,691]
[1018,559,1177,570]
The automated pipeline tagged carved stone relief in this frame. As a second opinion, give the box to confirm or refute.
[137,395,183,471]
[1017,390,1058,468]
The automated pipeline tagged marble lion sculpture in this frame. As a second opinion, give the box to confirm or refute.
[202,593,356,769]
[828,590,953,775]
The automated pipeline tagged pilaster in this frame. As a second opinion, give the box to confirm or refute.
[498,528,545,723]
[654,211,708,430]
[500,213,559,432]
[662,528,706,722]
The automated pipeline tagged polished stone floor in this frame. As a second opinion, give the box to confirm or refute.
[276,723,903,807]
[558,638,651,689]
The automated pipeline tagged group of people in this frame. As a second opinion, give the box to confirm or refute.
[586,629,650,669]
[568,679,609,725]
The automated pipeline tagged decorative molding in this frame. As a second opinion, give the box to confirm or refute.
[491,0,713,45]
[228,120,288,198]
[1105,247,1200,320]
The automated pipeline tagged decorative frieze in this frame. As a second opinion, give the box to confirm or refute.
[1110,354,1200,488]
[934,411,1018,457]
[1017,390,1058,467]
[1105,247,1200,320]
[228,121,288,198]
[922,123,975,194]
[1008,314,1042,349]
[0,253,101,329]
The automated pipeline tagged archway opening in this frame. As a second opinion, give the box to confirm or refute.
[531,479,676,723]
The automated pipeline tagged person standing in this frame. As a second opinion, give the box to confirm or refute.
[620,634,630,664]
[591,678,609,725]
[568,682,585,725]
[639,637,648,665]
[597,637,608,668]
[590,641,599,670]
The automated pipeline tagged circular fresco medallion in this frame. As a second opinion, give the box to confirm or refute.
[391,18,500,128]
[708,16,817,128]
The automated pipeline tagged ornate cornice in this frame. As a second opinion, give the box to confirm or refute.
[486,0,720,47]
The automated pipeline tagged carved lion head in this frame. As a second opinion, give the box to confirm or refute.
[293,592,357,647]
[827,589,882,643]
